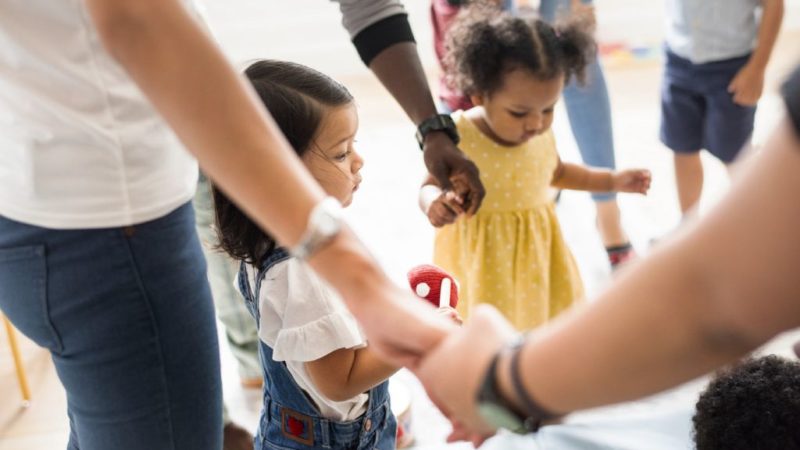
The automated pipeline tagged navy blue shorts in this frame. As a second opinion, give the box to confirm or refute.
[660,49,756,163]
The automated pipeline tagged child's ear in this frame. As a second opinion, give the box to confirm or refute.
[470,93,485,107]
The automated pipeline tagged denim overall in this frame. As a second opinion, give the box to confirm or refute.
[237,248,397,449]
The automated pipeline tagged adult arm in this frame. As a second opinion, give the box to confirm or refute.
[336,0,485,214]
[416,112,800,434]
[85,0,452,364]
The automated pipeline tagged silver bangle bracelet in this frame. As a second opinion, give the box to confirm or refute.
[289,196,344,260]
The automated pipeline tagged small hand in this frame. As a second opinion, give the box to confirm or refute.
[423,132,485,216]
[613,169,651,194]
[728,63,765,107]
[427,190,464,227]
[437,306,463,325]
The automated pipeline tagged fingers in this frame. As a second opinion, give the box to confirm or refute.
[454,163,485,216]
[431,161,455,193]
[443,190,466,215]
[429,201,460,227]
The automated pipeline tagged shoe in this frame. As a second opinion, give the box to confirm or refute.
[223,422,254,450]
[606,243,636,269]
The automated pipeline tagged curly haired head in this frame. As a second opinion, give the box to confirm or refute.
[444,2,596,97]
[693,355,800,450]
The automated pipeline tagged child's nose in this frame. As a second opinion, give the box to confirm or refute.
[352,151,364,173]
[526,114,543,131]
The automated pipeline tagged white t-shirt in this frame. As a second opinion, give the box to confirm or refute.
[243,257,369,421]
[0,0,201,229]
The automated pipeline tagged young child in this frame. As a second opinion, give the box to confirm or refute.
[693,355,800,449]
[212,60,398,449]
[420,6,651,330]
[432,0,640,270]
[662,0,784,217]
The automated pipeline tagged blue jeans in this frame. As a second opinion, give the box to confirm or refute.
[530,0,619,201]
[0,202,222,450]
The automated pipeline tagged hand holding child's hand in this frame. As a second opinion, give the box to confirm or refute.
[613,169,651,195]
[427,191,464,227]
[728,63,765,107]
[437,306,463,325]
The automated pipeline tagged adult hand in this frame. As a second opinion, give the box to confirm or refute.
[612,169,651,194]
[413,305,519,441]
[353,282,458,368]
[423,132,485,216]
[728,62,765,107]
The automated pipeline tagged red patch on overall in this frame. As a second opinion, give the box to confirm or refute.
[287,416,304,436]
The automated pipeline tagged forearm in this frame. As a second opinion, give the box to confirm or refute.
[510,121,800,414]
[308,347,399,402]
[551,162,613,192]
[344,347,401,398]
[369,42,439,126]
[87,0,392,312]
[87,0,320,249]
[749,0,783,70]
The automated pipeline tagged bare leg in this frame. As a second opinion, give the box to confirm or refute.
[595,200,628,247]
[674,152,704,215]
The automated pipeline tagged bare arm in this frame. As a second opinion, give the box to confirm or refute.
[728,0,784,105]
[369,43,485,214]
[551,159,613,192]
[750,0,784,71]
[551,160,651,194]
[509,119,800,414]
[306,347,399,402]
[86,0,453,365]
[414,118,800,439]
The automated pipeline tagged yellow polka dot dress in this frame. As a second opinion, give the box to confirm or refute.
[434,111,584,330]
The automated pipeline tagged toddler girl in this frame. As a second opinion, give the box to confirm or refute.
[421,6,651,329]
[213,60,397,449]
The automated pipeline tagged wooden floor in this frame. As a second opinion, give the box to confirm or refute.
[2,1,800,448]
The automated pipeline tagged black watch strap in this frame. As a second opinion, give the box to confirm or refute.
[509,339,558,431]
[416,114,460,149]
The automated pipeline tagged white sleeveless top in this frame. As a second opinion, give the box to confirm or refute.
[0,0,202,228]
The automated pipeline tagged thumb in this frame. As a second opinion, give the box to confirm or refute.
[728,76,738,93]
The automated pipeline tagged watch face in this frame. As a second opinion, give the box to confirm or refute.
[477,403,525,432]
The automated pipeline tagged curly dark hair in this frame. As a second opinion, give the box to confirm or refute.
[444,2,596,96]
[211,60,353,268]
[693,355,800,450]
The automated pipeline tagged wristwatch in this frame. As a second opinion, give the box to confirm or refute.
[415,114,460,150]
[289,197,344,260]
[476,337,542,434]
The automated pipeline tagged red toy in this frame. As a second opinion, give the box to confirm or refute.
[407,264,459,308]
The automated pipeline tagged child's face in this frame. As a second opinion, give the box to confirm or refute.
[471,69,563,146]
[302,103,363,207]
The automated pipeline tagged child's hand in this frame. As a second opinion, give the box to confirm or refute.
[613,169,651,195]
[437,306,463,325]
[728,63,765,107]
[427,191,464,227]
